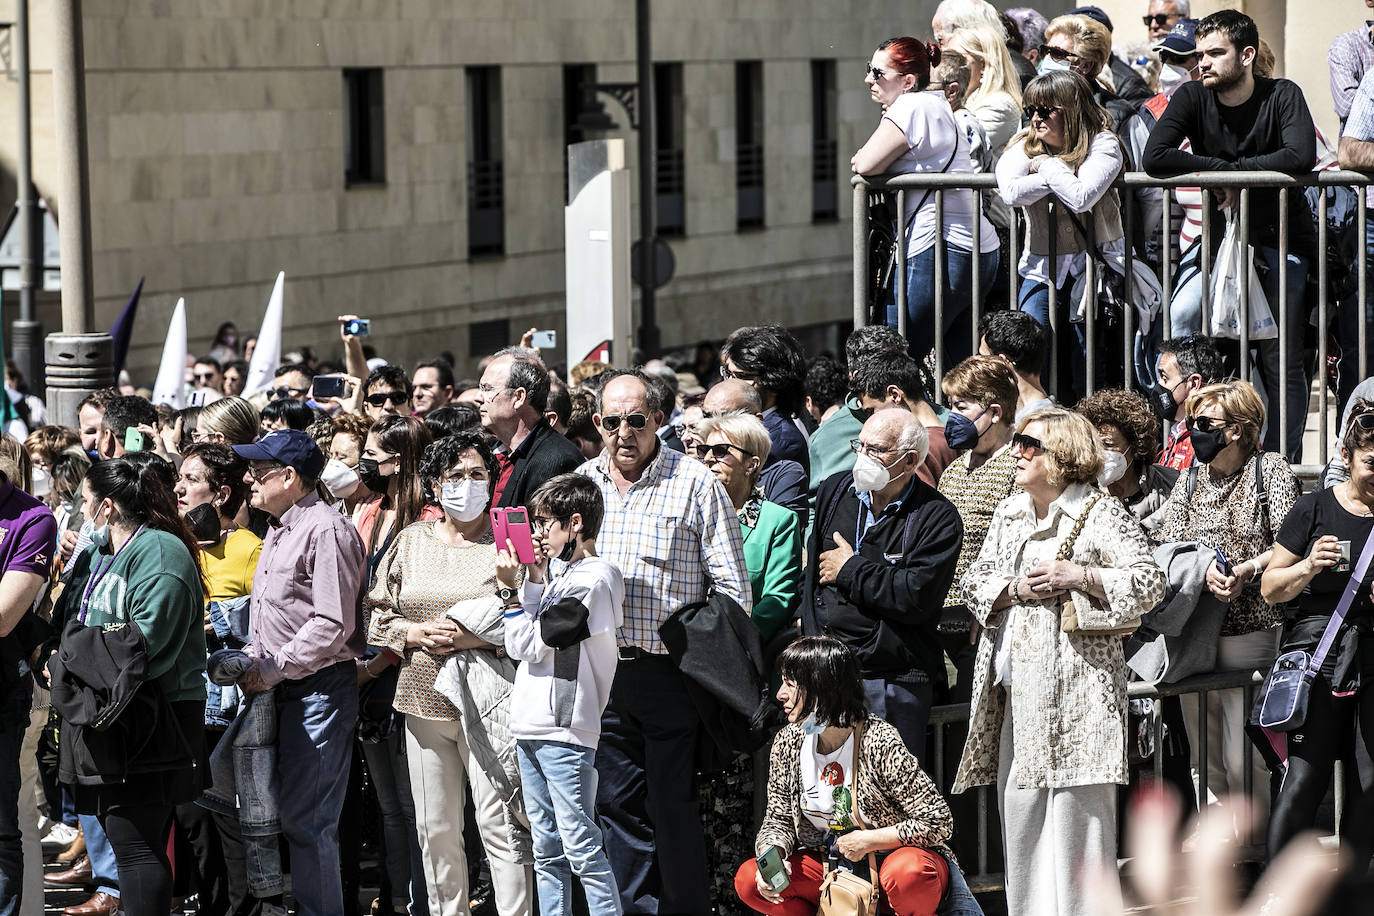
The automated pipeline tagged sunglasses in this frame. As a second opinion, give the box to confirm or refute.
[1142,13,1174,26]
[365,391,408,407]
[864,64,889,81]
[1010,433,1045,455]
[693,442,753,462]
[599,413,649,432]
[269,386,307,400]
[1159,51,1198,66]
[193,372,217,383]
[1038,45,1079,63]
[1349,403,1374,431]
[1024,104,1061,121]
[1186,416,1230,433]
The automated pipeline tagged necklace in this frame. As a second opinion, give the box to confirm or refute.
[1342,481,1374,517]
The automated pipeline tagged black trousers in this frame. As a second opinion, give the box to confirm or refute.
[101,804,174,916]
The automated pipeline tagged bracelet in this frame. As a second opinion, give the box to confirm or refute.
[1080,566,1092,593]
[365,657,385,678]
[1010,578,1023,602]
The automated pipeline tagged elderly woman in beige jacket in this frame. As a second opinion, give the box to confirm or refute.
[952,408,1165,916]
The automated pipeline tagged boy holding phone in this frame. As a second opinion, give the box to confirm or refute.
[494,473,624,916]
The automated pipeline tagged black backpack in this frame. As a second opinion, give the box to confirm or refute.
[1304,184,1361,304]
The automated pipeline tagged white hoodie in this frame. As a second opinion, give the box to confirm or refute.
[504,556,624,749]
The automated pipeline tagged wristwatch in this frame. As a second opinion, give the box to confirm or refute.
[495,586,519,605]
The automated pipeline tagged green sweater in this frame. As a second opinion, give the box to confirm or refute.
[61,529,207,703]
[741,499,803,644]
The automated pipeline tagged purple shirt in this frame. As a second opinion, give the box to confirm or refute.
[0,476,57,582]
[248,490,366,685]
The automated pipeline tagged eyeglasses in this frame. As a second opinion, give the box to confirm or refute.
[1038,45,1080,63]
[269,386,307,400]
[599,413,650,432]
[247,464,286,482]
[1142,13,1175,26]
[864,64,889,81]
[193,373,217,383]
[531,516,564,533]
[1349,402,1374,431]
[1010,433,1045,456]
[439,470,488,483]
[1023,104,1062,121]
[718,365,759,383]
[365,391,408,407]
[693,442,753,462]
[477,383,511,397]
[849,439,902,459]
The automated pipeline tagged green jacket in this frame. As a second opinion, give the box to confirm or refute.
[741,499,802,645]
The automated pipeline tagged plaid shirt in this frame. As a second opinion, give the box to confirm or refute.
[1331,25,1374,123]
[579,445,751,654]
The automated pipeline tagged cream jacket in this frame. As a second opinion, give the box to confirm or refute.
[952,483,1166,792]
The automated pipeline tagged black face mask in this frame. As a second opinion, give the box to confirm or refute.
[1148,379,1182,422]
[1187,421,1229,464]
[356,457,390,494]
[185,503,223,544]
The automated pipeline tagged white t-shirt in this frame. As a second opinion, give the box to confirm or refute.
[883,91,1000,258]
[799,731,864,833]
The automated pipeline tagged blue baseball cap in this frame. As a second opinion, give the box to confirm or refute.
[233,429,326,479]
[1067,6,1113,31]
[1154,18,1197,55]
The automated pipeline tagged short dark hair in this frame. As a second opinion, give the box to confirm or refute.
[1343,400,1374,456]
[850,353,927,404]
[1195,9,1258,56]
[423,404,481,441]
[194,356,223,373]
[364,364,412,398]
[414,359,455,390]
[223,359,249,377]
[495,348,552,413]
[529,472,605,540]
[78,388,118,416]
[420,431,499,494]
[979,310,1046,375]
[776,636,867,729]
[1160,336,1225,385]
[547,378,573,428]
[596,369,663,415]
[100,395,159,440]
[273,363,315,382]
[721,326,808,418]
[259,397,315,431]
[805,356,849,415]
[845,325,906,368]
[181,442,250,517]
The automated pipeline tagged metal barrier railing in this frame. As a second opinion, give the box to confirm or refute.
[853,170,1374,466]
[926,667,1285,894]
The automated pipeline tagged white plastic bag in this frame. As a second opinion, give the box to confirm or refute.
[1209,214,1277,340]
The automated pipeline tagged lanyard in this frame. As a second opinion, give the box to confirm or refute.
[78,525,144,623]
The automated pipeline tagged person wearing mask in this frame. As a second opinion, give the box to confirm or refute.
[578,370,750,916]
[479,348,585,509]
[802,407,963,753]
[317,413,376,511]
[1152,336,1226,470]
[953,408,1165,916]
[935,356,1020,702]
[411,361,455,419]
[366,431,533,916]
[1064,6,1153,102]
[699,379,808,525]
[853,37,1000,366]
[1040,14,1137,128]
[1076,388,1179,533]
[229,430,366,916]
[52,456,207,916]
[1144,10,1318,462]
[207,322,242,366]
[1155,381,1299,835]
[848,353,958,487]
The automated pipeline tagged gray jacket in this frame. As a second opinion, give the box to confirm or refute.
[1127,541,1226,685]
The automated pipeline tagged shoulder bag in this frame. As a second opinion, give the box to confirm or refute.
[866,145,959,324]
[817,721,881,916]
[1253,529,1374,732]
[1057,492,1140,636]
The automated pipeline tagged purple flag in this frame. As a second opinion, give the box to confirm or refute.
[108,276,144,376]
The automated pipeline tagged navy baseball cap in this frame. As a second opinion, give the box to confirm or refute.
[1154,18,1198,55]
[1067,6,1113,31]
[233,429,326,478]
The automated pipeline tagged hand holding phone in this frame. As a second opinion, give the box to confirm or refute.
[340,317,370,338]
[755,846,790,895]
[491,507,537,564]
[313,375,348,400]
[124,428,146,453]
[1214,547,1233,578]
[530,330,557,349]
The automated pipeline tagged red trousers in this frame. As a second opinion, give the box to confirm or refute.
[734,847,949,916]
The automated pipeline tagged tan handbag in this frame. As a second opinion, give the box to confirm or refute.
[1056,492,1139,637]
[817,723,881,916]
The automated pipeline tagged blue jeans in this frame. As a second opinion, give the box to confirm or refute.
[519,740,621,916]
[361,729,428,916]
[201,688,284,897]
[275,660,358,916]
[887,244,1000,365]
[1252,247,1310,461]
[80,812,120,897]
[938,856,985,916]
[862,674,934,761]
[1017,277,1085,395]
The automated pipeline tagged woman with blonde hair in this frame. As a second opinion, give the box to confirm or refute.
[1041,14,1134,127]
[953,407,1165,916]
[943,26,1022,154]
[194,396,260,446]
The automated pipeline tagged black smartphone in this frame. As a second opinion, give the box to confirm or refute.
[313,376,347,400]
[342,318,370,337]
[1214,546,1232,577]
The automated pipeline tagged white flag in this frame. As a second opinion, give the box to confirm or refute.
[151,298,188,409]
[242,271,285,397]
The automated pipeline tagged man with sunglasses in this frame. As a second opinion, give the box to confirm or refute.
[577,369,749,916]
[1142,0,1187,42]
[192,357,224,394]
[360,364,412,422]
[268,363,314,405]
[479,347,583,508]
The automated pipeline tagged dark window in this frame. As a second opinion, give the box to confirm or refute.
[343,68,385,185]
[811,60,838,222]
[735,61,764,230]
[655,63,686,237]
[469,318,510,358]
[466,66,504,257]
[564,63,596,200]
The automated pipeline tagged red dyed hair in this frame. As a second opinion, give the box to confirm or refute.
[877,36,942,88]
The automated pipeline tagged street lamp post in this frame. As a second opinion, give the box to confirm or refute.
[12,0,43,392]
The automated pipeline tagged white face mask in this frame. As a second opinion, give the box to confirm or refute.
[30,467,50,498]
[853,451,905,494]
[440,479,488,523]
[1098,450,1129,487]
[320,458,360,500]
[1038,55,1072,73]
[1158,63,1192,94]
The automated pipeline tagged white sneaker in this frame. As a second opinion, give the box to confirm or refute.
[39,822,79,847]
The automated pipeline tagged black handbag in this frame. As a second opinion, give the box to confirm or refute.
[864,147,958,325]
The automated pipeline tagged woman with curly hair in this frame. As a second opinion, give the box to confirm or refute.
[1075,388,1178,535]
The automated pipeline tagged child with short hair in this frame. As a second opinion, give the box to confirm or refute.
[495,472,624,916]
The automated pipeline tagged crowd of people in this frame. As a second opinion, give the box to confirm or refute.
[5,1,1374,915]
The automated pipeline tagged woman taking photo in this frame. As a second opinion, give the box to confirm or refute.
[1263,402,1374,861]
[1156,381,1299,831]
[952,408,1164,916]
[366,431,532,916]
[53,456,207,916]
[734,635,979,916]
[997,69,1124,400]
[852,35,999,364]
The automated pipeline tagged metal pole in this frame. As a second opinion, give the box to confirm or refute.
[634,0,659,357]
[1361,201,1369,383]
[896,189,908,341]
[853,184,868,328]
[1278,188,1289,459]
[933,189,946,385]
[970,188,982,349]
[12,0,43,391]
[1318,190,1329,467]
[51,0,95,334]
[1047,204,1058,399]
[1239,190,1251,381]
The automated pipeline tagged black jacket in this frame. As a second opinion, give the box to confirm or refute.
[496,420,587,509]
[803,470,963,681]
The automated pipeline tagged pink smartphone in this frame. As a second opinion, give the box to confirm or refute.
[490,507,538,564]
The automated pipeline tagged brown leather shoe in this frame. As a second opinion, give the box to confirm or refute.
[56,831,86,863]
[44,853,93,887]
[61,891,121,916]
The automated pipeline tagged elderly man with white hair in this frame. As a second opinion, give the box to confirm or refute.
[932,0,1002,43]
[801,406,964,755]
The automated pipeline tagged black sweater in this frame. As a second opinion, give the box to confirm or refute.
[1142,77,1317,258]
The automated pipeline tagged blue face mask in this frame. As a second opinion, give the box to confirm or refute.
[944,407,989,452]
[1039,56,1072,73]
[90,523,111,550]
[800,712,826,735]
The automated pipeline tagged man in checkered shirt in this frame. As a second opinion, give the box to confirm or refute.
[578,368,750,916]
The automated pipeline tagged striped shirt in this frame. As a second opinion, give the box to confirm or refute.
[579,445,751,654]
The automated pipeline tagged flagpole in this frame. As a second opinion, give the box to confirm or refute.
[11,0,42,392]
